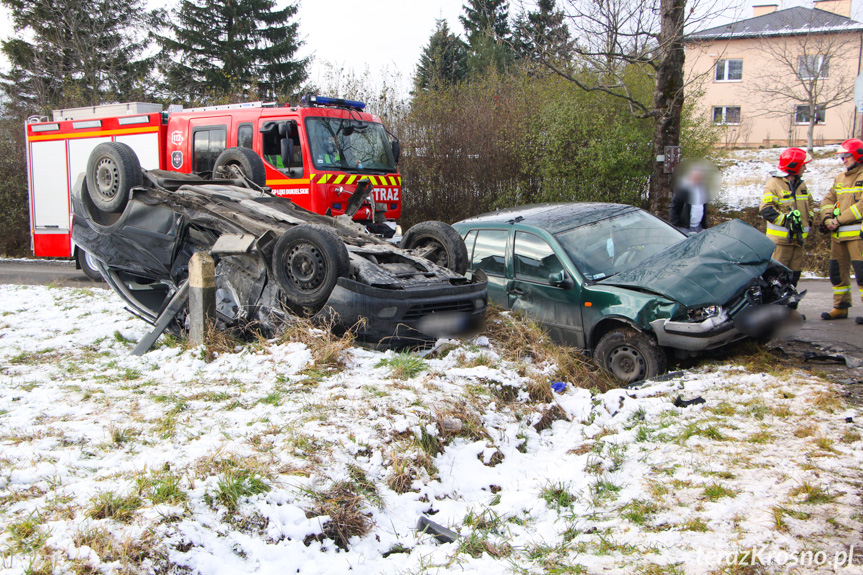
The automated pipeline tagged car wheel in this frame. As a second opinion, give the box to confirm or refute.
[86,142,142,213]
[594,328,666,383]
[212,147,267,187]
[399,221,468,274]
[77,249,104,281]
[273,225,350,309]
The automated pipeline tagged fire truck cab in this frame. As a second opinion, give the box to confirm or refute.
[25,97,402,274]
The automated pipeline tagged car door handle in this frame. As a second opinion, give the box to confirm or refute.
[508,287,525,295]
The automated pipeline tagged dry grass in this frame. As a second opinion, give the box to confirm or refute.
[484,307,615,391]
[277,315,360,370]
[305,481,373,550]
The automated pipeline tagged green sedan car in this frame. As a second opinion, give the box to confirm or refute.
[453,203,804,382]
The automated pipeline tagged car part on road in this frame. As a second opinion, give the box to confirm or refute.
[416,516,459,544]
[673,395,706,408]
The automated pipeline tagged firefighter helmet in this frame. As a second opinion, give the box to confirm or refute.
[778,147,812,175]
[836,138,863,162]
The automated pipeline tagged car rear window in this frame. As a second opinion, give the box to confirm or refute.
[471,230,507,276]
[514,232,563,282]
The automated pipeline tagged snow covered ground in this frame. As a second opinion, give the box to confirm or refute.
[1,285,861,574]
[715,147,842,211]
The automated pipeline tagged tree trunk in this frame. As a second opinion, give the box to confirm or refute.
[807,115,815,152]
[647,0,686,216]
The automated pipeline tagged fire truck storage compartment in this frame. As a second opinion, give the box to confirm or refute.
[27,106,164,258]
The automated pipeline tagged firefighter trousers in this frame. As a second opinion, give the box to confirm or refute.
[772,243,804,272]
[828,238,863,309]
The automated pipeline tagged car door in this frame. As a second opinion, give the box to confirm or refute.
[463,228,509,307]
[507,231,586,348]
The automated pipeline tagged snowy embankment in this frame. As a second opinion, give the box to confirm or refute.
[1,285,861,574]
[715,147,840,211]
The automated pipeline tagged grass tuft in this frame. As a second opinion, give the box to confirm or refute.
[376,352,427,380]
[88,491,143,522]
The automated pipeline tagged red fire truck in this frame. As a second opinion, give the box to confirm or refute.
[25,96,402,278]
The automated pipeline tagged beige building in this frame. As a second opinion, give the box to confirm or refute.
[685,1,863,147]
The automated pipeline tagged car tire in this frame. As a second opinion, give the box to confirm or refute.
[77,249,104,281]
[212,147,267,187]
[86,142,142,213]
[273,225,350,309]
[399,221,468,274]
[594,328,666,384]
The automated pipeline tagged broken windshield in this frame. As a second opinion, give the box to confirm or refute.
[555,210,685,281]
[306,117,396,173]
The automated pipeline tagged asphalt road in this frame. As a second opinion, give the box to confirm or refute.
[0,258,106,289]
[0,260,859,358]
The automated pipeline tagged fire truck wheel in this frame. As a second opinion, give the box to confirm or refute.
[86,142,142,213]
[77,249,104,282]
[212,147,267,187]
[273,225,350,310]
[400,221,468,275]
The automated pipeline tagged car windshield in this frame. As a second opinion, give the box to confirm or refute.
[306,117,395,173]
[555,210,685,281]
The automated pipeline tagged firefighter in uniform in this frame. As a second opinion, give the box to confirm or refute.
[759,148,815,288]
[820,138,863,321]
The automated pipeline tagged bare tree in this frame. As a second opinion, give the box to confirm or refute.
[747,24,859,152]
[529,0,724,214]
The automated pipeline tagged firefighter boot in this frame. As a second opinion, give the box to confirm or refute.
[821,303,849,320]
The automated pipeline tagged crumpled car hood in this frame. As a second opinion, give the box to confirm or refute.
[597,220,778,308]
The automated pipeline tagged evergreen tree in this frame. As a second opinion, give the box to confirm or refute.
[513,0,574,65]
[0,0,157,115]
[159,0,307,102]
[459,0,514,75]
[414,20,468,91]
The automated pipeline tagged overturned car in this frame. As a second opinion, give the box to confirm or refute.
[72,143,487,350]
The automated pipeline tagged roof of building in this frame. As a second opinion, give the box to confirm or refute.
[686,7,863,41]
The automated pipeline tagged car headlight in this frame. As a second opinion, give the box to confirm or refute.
[688,305,722,322]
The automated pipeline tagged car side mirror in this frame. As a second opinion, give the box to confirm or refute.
[549,270,574,289]
[281,139,293,168]
[392,140,400,164]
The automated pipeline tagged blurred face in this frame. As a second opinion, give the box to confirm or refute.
[840,153,856,169]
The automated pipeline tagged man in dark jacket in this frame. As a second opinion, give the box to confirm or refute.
[669,167,709,233]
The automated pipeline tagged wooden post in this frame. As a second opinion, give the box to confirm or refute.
[189,252,216,346]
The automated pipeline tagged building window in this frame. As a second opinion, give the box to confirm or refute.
[713,106,741,125]
[715,59,743,81]
[794,104,826,124]
[798,55,829,80]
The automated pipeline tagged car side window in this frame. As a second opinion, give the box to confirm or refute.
[514,232,563,282]
[237,123,253,149]
[193,127,227,173]
[471,230,507,276]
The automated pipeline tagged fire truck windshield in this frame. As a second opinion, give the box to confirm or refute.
[306,117,396,173]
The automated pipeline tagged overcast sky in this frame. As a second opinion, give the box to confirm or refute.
[2,1,863,96]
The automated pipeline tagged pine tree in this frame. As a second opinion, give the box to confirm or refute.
[414,20,468,91]
[0,0,157,115]
[159,0,308,103]
[513,0,574,65]
[459,0,514,76]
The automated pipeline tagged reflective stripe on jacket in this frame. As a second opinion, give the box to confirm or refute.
[759,175,816,246]
[821,163,863,242]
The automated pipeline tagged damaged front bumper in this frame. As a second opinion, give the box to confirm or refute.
[650,290,806,352]
[318,277,488,348]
